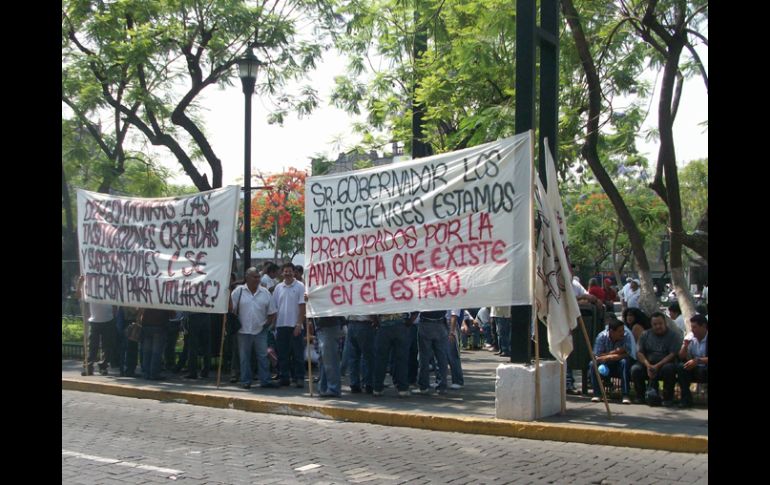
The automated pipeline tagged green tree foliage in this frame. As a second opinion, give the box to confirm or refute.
[332,0,655,174]
[311,155,336,176]
[62,118,195,259]
[62,0,343,191]
[562,0,707,317]
[567,180,667,275]
[679,158,707,232]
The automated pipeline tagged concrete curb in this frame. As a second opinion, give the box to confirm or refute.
[62,378,707,454]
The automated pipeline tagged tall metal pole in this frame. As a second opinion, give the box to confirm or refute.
[238,49,260,275]
[242,78,255,273]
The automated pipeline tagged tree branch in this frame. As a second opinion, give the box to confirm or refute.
[684,39,708,92]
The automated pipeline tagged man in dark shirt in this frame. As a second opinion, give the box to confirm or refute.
[631,311,682,406]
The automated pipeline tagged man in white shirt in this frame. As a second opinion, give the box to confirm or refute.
[272,262,307,388]
[260,262,279,291]
[572,276,587,297]
[231,267,278,389]
[676,313,708,408]
[86,302,117,376]
[77,275,117,376]
[667,302,686,334]
[625,279,641,309]
[620,277,633,310]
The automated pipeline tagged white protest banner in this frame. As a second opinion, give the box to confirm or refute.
[534,175,580,363]
[77,186,240,313]
[305,131,533,317]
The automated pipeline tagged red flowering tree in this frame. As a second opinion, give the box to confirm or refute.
[252,167,307,262]
[568,184,667,284]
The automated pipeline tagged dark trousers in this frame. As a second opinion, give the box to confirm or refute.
[589,358,632,397]
[141,326,167,380]
[122,341,139,376]
[346,323,375,389]
[677,364,708,403]
[406,324,419,385]
[164,321,181,370]
[276,327,304,383]
[373,322,409,392]
[87,320,117,371]
[631,362,677,401]
[115,312,138,375]
[186,314,212,377]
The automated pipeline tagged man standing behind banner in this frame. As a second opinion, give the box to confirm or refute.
[231,267,278,389]
[272,262,307,388]
[77,275,117,376]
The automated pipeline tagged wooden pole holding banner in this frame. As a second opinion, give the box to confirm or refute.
[80,301,89,375]
[306,318,313,396]
[533,313,541,419]
[530,131,541,419]
[579,315,612,418]
[78,276,90,376]
[561,362,566,414]
[216,313,227,389]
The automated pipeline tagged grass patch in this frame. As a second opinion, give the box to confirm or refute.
[62,316,84,343]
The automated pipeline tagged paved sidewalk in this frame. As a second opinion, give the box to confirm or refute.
[61,348,707,453]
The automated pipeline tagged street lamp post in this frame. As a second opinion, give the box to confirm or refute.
[237,49,262,274]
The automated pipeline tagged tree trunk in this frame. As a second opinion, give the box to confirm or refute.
[562,0,657,314]
[61,163,77,261]
[644,5,698,327]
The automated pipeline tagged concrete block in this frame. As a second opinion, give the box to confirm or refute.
[495,361,562,421]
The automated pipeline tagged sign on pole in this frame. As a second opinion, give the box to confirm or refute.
[305,131,533,317]
[77,186,240,313]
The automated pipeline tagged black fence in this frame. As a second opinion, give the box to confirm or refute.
[62,343,84,360]
[62,260,82,317]
[567,304,603,393]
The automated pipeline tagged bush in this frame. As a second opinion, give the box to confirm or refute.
[62,316,83,343]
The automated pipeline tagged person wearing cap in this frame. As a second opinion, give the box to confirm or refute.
[625,279,641,310]
[620,277,633,310]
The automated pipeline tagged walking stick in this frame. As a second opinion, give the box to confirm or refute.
[306,318,313,396]
[578,315,612,418]
[533,314,541,419]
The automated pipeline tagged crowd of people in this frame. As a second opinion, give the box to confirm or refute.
[571,275,709,408]
[78,267,708,407]
[76,262,514,399]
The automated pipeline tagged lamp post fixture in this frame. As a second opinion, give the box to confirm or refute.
[237,49,262,274]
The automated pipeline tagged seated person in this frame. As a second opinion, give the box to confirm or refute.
[631,312,682,406]
[676,313,708,408]
[587,278,606,302]
[589,317,636,404]
[623,307,650,344]
[577,292,605,321]
[667,302,686,334]
[602,278,618,312]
